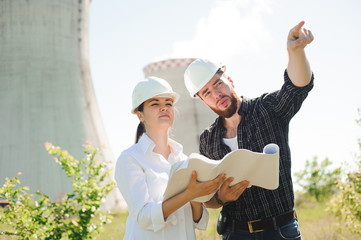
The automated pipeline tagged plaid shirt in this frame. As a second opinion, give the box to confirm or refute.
[199,70,314,221]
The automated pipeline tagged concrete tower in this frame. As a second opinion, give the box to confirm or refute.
[143,58,217,155]
[0,0,124,208]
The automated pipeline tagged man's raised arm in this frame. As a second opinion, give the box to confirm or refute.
[286,21,314,87]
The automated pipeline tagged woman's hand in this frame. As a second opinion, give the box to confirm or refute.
[162,171,225,220]
[185,171,226,200]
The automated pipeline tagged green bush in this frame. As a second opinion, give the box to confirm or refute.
[330,109,361,235]
[295,157,341,202]
[0,143,115,239]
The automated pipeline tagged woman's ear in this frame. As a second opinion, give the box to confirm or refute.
[136,111,144,122]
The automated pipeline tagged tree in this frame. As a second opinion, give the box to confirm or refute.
[295,157,341,202]
[330,109,361,235]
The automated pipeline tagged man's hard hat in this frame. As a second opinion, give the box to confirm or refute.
[131,76,180,114]
[184,58,226,98]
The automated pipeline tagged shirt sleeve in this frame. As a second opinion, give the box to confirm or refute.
[262,69,314,123]
[193,204,209,230]
[114,152,176,232]
[199,132,208,157]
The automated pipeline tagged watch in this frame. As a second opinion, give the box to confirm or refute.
[214,191,225,206]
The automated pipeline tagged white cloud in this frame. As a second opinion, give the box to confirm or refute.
[171,0,273,62]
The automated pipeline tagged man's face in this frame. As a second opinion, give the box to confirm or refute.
[198,73,238,118]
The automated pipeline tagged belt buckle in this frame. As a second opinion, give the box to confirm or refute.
[247,219,264,233]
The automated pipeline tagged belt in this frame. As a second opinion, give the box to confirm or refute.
[227,210,297,233]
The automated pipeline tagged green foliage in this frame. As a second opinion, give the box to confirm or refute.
[295,157,341,202]
[0,143,115,240]
[329,109,361,235]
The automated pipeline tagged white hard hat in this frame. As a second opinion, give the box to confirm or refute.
[131,76,180,114]
[184,58,225,98]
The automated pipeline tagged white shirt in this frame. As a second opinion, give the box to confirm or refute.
[115,134,209,240]
[223,136,238,151]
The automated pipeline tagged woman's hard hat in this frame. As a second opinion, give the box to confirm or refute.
[184,58,226,98]
[131,76,180,114]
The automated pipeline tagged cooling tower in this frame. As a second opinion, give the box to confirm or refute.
[0,0,125,208]
[143,59,217,155]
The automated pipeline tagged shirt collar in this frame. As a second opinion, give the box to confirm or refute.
[237,96,249,117]
[168,137,183,159]
[137,133,183,159]
[137,133,155,154]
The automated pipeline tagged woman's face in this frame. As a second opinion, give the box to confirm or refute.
[137,97,175,131]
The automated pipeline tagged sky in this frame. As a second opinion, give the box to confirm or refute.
[88,0,361,180]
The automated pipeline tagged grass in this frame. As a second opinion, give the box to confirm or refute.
[98,202,361,240]
[96,209,128,240]
[95,208,223,240]
[296,200,361,240]
[96,202,361,240]
[195,208,221,240]
[1,202,360,239]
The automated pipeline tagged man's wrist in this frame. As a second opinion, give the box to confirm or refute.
[214,191,225,206]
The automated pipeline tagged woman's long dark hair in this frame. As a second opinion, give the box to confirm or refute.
[135,103,145,143]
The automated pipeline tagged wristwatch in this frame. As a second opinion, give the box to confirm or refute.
[214,191,225,206]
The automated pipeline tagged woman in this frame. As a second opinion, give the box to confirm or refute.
[115,76,226,239]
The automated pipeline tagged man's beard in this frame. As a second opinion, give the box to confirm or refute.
[209,91,238,118]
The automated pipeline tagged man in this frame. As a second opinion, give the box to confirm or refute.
[184,21,314,239]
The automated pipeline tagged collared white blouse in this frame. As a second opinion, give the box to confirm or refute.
[115,134,209,240]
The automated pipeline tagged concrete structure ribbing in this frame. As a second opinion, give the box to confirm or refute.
[0,0,125,208]
[143,58,217,155]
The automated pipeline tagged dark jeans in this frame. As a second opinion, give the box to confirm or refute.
[222,219,302,240]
